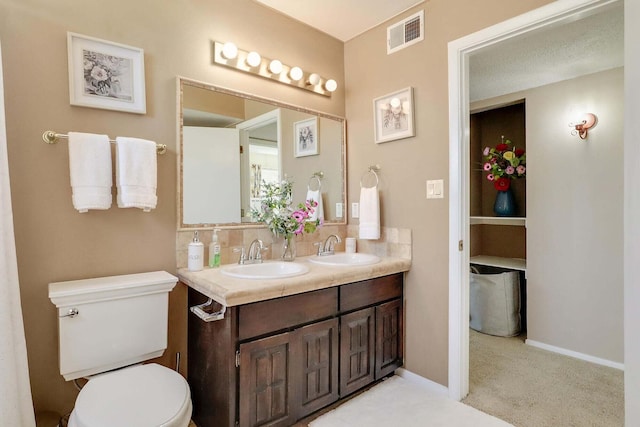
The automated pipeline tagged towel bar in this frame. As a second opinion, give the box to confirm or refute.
[42,130,167,155]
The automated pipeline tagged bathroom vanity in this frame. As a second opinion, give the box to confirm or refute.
[178,256,410,427]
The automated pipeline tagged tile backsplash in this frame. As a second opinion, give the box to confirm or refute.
[176,225,411,268]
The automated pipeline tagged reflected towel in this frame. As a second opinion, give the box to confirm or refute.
[359,186,380,240]
[115,137,157,212]
[68,132,112,213]
[306,189,324,222]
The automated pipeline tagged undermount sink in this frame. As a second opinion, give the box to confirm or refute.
[221,261,309,280]
[308,252,381,267]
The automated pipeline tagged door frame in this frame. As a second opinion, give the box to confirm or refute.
[447,0,622,402]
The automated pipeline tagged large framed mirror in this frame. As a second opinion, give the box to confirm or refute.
[177,77,347,230]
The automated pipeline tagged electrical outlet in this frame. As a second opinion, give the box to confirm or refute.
[336,202,343,218]
[351,202,360,218]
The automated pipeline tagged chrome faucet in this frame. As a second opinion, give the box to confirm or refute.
[247,239,266,263]
[316,234,342,256]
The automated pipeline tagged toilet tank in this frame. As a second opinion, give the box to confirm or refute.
[48,271,178,381]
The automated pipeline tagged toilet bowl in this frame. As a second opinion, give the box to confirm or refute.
[68,364,192,427]
[48,271,192,427]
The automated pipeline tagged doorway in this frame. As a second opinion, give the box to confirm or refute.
[447,0,623,402]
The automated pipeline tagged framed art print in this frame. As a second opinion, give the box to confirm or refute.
[294,117,319,157]
[373,87,414,143]
[67,32,146,114]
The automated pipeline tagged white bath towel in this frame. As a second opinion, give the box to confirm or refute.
[359,186,380,240]
[68,132,112,213]
[115,137,157,212]
[306,188,324,222]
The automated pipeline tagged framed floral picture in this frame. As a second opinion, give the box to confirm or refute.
[293,117,318,157]
[373,87,414,143]
[67,32,146,114]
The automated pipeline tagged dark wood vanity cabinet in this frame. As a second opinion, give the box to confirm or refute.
[187,273,403,427]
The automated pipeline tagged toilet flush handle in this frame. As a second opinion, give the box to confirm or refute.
[60,308,79,318]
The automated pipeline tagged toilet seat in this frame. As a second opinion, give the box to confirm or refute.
[69,363,192,427]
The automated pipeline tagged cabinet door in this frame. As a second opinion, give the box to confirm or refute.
[239,333,295,427]
[375,299,403,379]
[340,307,375,396]
[295,318,339,418]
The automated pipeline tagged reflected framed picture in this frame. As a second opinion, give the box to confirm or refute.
[67,32,146,114]
[294,117,319,157]
[373,87,414,143]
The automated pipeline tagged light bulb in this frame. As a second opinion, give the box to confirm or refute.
[246,51,261,67]
[269,59,283,74]
[289,66,303,81]
[221,42,238,60]
[308,73,321,86]
[324,79,337,92]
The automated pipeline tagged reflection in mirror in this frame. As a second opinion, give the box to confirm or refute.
[178,77,346,229]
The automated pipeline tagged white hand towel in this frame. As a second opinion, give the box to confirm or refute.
[306,188,324,222]
[68,132,112,213]
[115,137,157,212]
[359,186,380,240]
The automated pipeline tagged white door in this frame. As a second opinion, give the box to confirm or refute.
[183,126,241,224]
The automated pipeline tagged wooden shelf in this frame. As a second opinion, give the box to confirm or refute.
[470,216,526,226]
[470,255,526,271]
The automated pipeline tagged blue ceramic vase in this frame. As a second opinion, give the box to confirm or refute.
[494,189,516,217]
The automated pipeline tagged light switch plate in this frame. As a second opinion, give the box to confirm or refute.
[336,202,343,218]
[427,179,444,199]
[351,202,360,218]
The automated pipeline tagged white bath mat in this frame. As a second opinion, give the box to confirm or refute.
[309,376,512,427]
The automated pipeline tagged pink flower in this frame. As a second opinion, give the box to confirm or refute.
[505,166,515,175]
[483,162,491,171]
[292,211,304,222]
[516,165,526,175]
[486,174,494,181]
[483,147,490,156]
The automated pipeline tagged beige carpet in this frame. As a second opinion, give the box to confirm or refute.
[463,330,624,427]
[309,375,512,427]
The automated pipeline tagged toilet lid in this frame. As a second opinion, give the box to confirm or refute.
[73,363,191,427]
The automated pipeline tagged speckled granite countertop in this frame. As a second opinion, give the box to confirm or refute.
[177,255,411,307]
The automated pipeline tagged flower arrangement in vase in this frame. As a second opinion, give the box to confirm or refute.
[250,179,320,260]
[483,136,526,216]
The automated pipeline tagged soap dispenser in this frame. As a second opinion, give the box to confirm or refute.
[209,229,221,268]
[188,231,204,271]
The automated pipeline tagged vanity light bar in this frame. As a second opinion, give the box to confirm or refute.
[213,41,337,97]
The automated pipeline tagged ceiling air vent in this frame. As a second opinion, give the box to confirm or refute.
[387,10,424,54]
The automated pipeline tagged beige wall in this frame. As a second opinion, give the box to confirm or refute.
[526,68,624,362]
[0,0,344,416]
[344,0,553,385]
[624,1,640,422]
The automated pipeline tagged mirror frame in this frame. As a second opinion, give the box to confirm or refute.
[177,76,347,230]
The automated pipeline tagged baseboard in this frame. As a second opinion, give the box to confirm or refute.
[395,368,449,396]
[525,339,624,371]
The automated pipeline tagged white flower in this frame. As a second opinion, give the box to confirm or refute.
[90,66,109,82]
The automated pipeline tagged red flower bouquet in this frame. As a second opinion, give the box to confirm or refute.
[482,136,526,191]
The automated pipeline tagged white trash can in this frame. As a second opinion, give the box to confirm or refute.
[470,268,521,337]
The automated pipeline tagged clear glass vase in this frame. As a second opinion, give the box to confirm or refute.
[281,235,297,261]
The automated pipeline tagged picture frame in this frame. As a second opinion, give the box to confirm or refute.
[293,117,319,157]
[67,32,146,114]
[373,87,414,143]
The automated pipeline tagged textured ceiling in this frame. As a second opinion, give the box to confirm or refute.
[469,4,624,102]
[252,0,425,42]
[254,2,623,103]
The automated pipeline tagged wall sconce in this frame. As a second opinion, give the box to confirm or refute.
[570,113,598,139]
[213,41,337,97]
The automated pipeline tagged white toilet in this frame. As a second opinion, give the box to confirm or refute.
[48,271,192,427]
